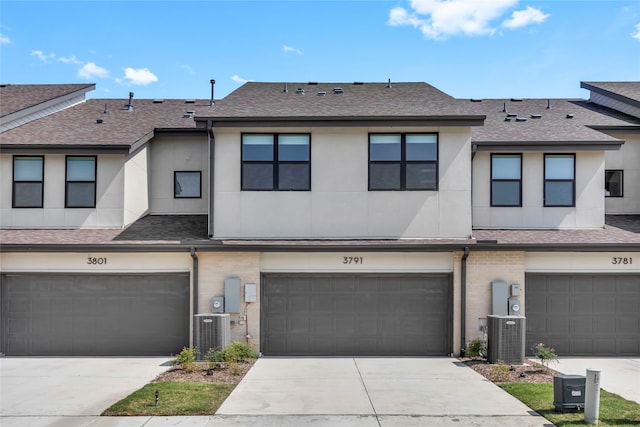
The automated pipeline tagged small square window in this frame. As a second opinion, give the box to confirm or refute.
[13,156,44,208]
[491,154,522,207]
[605,170,623,197]
[544,154,575,207]
[174,171,201,198]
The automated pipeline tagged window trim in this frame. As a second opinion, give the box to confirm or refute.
[544,153,575,207]
[174,171,202,199]
[368,132,439,191]
[605,169,623,198]
[65,155,97,208]
[241,133,311,191]
[12,155,44,208]
[490,153,522,207]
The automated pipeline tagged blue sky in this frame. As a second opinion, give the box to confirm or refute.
[1,1,639,101]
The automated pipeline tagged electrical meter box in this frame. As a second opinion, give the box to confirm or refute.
[245,283,257,302]
[553,375,586,412]
[211,296,224,313]
[224,277,241,313]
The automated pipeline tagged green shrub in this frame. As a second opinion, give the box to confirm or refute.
[466,338,487,358]
[205,341,257,366]
[532,342,558,371]
[489,360,511,382]
[173,347,199,373]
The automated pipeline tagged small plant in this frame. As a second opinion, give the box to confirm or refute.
[204,341,258,369]
[489,360,511,382]
[228,361,243,376]
[173,346,199,373]
[466,338,487,358]
[532,342,558,371]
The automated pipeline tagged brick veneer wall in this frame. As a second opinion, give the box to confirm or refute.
[465,251,525,345]
[197,252,261,350]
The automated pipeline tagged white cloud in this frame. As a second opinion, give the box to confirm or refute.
[59,55,82,64]
[78,62,109,79]
[232,74,251,84]
[122,67,158,85]
[180,64,196,75]
[632,23,640,41]
[31,50,55,63]
[502,6,549,29]
[388,0,550,39]
[0,34,10,44]
[283,45,303,55]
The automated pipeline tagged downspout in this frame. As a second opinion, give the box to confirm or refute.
[208,120,215,238]
[461,246,470,356]
[190,248,199,315]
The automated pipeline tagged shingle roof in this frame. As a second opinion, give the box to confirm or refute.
[468,98,640,145]
[200,82,485,121]
[582,81,640,106]
[0,98,212,148]
[2,215,638,249]
[0,83,95,118]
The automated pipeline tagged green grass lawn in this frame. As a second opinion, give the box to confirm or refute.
[102,381,236,416]
[500,383,640,426]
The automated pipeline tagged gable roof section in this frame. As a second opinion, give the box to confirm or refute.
[581,81,640,120]
[198,82,486,127]
[0,83,96,132]
[0,98,211,152]
[468,98,640,151]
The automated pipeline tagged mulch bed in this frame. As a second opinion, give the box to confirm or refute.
[461,357,561,384]
[153,360,256,384]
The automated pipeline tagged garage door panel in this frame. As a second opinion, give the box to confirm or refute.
[262,274,451,356]
[1,273,189,356]
[526,274,640,356]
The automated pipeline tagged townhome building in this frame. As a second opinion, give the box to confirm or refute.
[1,80,638,358]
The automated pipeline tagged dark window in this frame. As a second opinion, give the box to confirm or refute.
[174,171,201,198]
[544,154,575,207]
[491,154,522,206]
[605,170,623,197]
[369,133,438,190]
[242,134,310,191]
[13,156,44,208]
[66,156,96,208]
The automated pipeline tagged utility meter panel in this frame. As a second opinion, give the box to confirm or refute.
[245,283,257,302]
[211,296,224,313]
[224,277,241,313]
[508,298,521,316]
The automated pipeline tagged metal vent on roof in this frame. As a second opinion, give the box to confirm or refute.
[531,114,542,119]
[515,116,527,122]
[295,88,305,95]
[353,82,364,85]
[333,87,344,94]
[317,91,326,96]
[566,114,574,119]
[506,113,517,118]
[308,82,318,85]
[185,100,196,104]
[183,110,195,118]
[504,117,512,122]
[470,99,482,102]
[153,99,164,103]
[511,98,523,102]
[96,119,103,124]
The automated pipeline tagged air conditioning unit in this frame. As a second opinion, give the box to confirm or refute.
[487,315,526,365]
[194,314,230,360]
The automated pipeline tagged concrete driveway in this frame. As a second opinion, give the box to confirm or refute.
[0,357,170,416]
[212,358,552,426]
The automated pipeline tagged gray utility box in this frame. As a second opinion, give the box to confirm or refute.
[487,315,525,365]
[553,375,586,412]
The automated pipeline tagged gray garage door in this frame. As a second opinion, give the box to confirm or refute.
[1,273,190,356]
[526,274,640,356]
[261,274,451,356]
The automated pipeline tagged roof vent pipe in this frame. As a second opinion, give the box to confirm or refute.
[283,82,288,93]
[547,99,551,109]
[387,78,392,88]
[210,79,216,106]
[127,92,134,111]
[104,104,108,114]
[502,102,507,113]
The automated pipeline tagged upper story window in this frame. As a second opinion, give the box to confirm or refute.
[174,171,201,198]
[369,133,438,191]
[544,154,575,207]
[242,133,310,191]
[491,154,522,207]
[605,170,623,197]
[66,156,96,208]
[13,156,44,208]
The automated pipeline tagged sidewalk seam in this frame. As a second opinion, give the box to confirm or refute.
[352,358,382,427]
